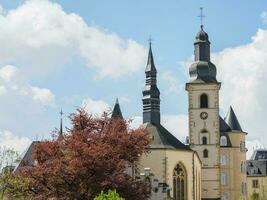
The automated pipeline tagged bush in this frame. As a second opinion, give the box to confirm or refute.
[94,190,123,200]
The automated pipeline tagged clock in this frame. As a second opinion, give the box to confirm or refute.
[200,112,208,120]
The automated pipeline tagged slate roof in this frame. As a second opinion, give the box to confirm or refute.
[247,160,267,177]
[141,123,190,150]
[219,116,231,132]
[250,149,267,161]
[111,98,123,119]
[14,141,40,172]
[225,106,242,131]
[145,43,157,74]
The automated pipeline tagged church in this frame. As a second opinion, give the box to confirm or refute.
[132,23,247,200]
[16,23,250,200]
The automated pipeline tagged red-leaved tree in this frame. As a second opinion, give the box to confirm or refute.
[17,108,151,200]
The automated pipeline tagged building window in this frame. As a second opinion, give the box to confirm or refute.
[222,193,229,200]
[202,136,207,145]
[221,155,227,165]
[200,94,208,108]
[241,182,247,195]
[221,173,227,185]
[240,141,246,152]
[241,161,246,173]
[252,180,259,188]
[220,136,227,146]
[173,163,187,200]
[203,149,208,158]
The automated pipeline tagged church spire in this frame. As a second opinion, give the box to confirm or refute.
[142,40,160,125]
[59,109,63,135]
[188,8,217,83]
[225,106,243,131]
[194,8,210,62]
[146,38,156,74]
[111,98,123,119]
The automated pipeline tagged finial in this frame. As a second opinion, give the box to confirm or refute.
[198,7,205,29]
[148,35,153,47]
[115,98,119,105]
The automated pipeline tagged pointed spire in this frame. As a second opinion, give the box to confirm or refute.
[145,37,157,74]
[142,40,160,125]
[225,106,242,131]
[60,109,63,135]
[111,98,123,119]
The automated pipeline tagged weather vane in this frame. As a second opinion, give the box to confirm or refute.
[198,7,205,28]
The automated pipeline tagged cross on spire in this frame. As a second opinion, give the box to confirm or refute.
[198,7,205,29]
[60,109,63,118]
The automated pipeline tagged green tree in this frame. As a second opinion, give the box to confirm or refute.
[0,148,19,199]
[94,190,123,200]
[0,148,32,200]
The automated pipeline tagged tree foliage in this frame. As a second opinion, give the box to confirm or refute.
[94,190,123,200]
[0,148,31,199]
[15,108,151,200]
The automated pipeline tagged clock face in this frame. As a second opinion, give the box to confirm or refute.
[200,112,208,120]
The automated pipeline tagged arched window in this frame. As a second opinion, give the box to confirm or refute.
[220,136,227,146]
[202,136,207,145]
[221,155,227,165]
[221,173,227,185]
[203,149,208,158]
[173,163,187,200]
[200,94,208,108]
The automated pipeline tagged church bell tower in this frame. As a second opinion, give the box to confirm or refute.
[186,23,221,200]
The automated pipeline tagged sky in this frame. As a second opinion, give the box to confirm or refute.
[0,0,266,158]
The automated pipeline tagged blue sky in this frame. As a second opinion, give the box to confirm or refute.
[0,0,266,156]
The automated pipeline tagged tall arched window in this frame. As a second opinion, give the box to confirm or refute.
[173,163,187,200]
[202,136,207,145]
[203,149,208,158]
[200,94,208,108]
[220,136,227,146]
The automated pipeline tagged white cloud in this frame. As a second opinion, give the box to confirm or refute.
[210,28,267,146]
[261,11,267,24]
[162,114,188,142]
[0,65,55,106]
[246,140,264,160]
[0,0,146,78]
[82,98,110,116]
[0,130,31,154]
[0,65,55,137]
[161,71,182,94]
[31,87,55,106]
